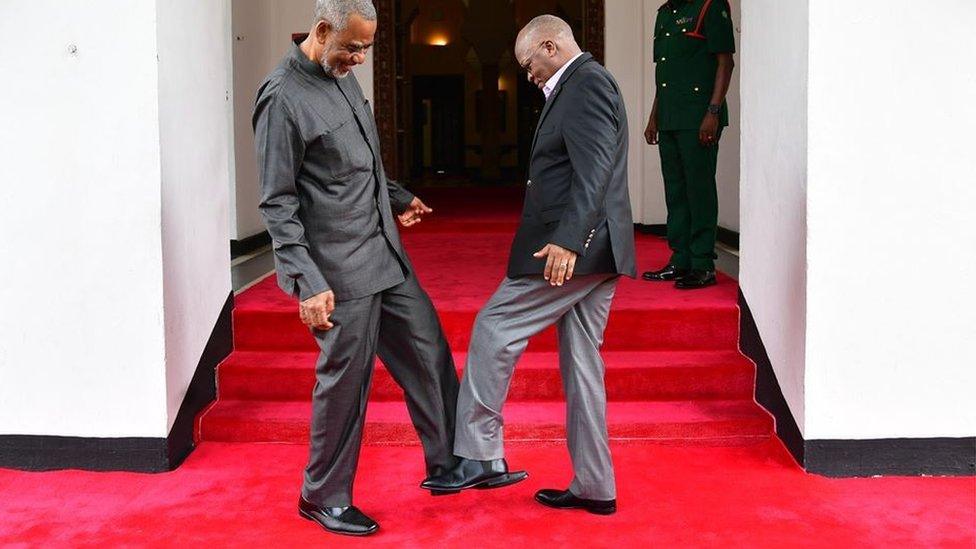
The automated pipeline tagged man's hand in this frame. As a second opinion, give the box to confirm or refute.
[398,196,433,227]
[699,113,720,146]
[644,113,659,145]
[299,290,336,331]
[533,243,578,286]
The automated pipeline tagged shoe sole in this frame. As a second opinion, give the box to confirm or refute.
[429,489,461,496]
[472,471,529,490]
[534,495,616,515]
[422,470,529,492]
[299,509,379,537]
[675,280,717,290]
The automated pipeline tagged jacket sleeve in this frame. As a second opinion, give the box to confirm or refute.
[705,0,736,54]
[252,85,330,301]
[550,73,620,255]
[385,177,416,215]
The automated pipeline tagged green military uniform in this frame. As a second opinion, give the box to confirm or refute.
[653,0,735,271]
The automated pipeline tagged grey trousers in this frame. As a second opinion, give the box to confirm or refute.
[301,273,459,507]
[455,274,619,500]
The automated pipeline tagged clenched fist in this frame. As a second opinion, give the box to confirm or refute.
[300,290,336,331]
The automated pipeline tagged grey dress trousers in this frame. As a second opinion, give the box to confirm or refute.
[254,41,459,507]
[454,53,636,502]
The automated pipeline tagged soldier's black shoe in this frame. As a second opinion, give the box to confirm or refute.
[642,264,690,281]
[298,497,379,536]
[419,457,528,491]
[535,488,617,515]
[674,270,716,290]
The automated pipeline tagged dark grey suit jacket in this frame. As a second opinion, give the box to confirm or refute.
[253,43,416,301]
[507,53,637,278]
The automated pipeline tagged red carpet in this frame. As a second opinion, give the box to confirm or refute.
[199,187,765,445]
[2,188,974,545]
[1,441,973,547]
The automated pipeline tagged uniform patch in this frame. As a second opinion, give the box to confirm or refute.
[676,16,695,25]
[722,10,729,18]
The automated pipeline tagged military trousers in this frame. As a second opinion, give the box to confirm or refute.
[301,272,460,507]
[658,129,721,271]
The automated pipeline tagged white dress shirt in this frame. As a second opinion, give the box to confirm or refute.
[542,52,584,100]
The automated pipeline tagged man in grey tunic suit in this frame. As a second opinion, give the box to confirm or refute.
[423,15,636,515]
[253,0,459,537]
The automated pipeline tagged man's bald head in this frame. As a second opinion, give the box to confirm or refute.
[515,15,583,92]
[515,15,580,60]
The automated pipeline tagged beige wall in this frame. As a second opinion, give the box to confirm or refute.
[229,0,373,240]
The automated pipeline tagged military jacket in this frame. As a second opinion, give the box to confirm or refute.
[653,0,736,130]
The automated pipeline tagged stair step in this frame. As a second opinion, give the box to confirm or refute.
[218,350,755,402]
[197,399,773,446]
[233,307,739,352]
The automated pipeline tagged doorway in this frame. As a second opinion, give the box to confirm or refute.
[372,0,605,188]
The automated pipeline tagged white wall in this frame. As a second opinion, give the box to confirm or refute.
[157,0,234,432]
[0,0,234,439]
[0,1,168,437]
[738,0,810,433]
[804,0,976,439]
[230,0,375,241]
[606,0,740,228]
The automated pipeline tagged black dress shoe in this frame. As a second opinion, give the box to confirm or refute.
[642,264,690,281]
[674,269,716,289]
[420,457,527,491]
[535,488,616,515]
[422,471,461,496]
[298,497,378,536]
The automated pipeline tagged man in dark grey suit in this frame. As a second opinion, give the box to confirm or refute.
[423,15,636,515]
[252,0,458,537]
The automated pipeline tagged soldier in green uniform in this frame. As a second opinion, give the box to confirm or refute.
[642,0,735,289]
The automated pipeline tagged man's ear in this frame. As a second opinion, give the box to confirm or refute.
[544,40,557,58]
[314,20,332,44]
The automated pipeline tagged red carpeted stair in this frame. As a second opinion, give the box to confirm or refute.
[197,188,773,446]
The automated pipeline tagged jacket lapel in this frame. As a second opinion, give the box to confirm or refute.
[529,53,593,156]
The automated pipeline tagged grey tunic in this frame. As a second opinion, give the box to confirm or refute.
[253,42,416,301]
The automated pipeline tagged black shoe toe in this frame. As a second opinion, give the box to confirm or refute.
[643,264,690,281]
[420,457,527,491]
[534,488,616,515]
[298,498,379,536]
[674,270,716,289]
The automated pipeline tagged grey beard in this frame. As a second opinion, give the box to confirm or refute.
[320,59,349,79]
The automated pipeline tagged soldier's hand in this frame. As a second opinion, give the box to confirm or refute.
[398,196,433,227]
[644,114,659,145]
[699,113,720,146]
[533,243,578,287]
[300,290,336,331]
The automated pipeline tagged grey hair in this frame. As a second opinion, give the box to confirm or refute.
[314,0,377,31]
[521,14,574,43]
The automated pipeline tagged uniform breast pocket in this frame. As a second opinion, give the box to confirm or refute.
[317,117,372,181]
